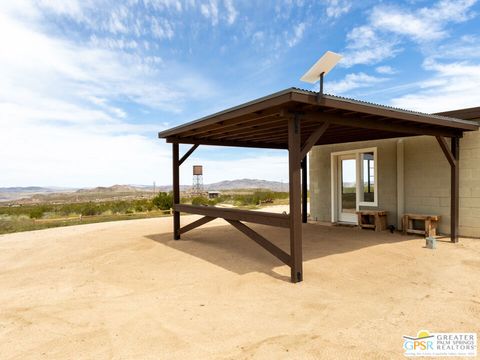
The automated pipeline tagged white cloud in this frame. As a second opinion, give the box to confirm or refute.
[37,0,87,18]
[341,26,400,67]
[0,1,220,187]
[370,0,476,42]
[224,0,238,25]
[151,17,174,39]
[200,0,219,26]
[287,22,306,47]
[341,0,477,67]
[326,73,387,94]
[390,58,480,113]
[325,0,352,18]
[143,0,183,12]
[375,65,397,75]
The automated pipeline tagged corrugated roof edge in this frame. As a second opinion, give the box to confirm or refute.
[290,87,477,125]
[158,87,478,138]
[158,88,294,138]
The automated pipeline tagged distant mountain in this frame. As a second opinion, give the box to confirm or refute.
[0,179,288,204]
[0,186,75,201]
[75,185,139,193]
[0,186,51,193]
[204,179,287,191]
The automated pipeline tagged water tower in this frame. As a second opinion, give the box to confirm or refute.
[192,165,203,195]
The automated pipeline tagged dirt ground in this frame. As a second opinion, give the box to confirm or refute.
[1,209,479,359]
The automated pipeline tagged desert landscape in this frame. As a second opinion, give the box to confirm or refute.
[1,208,479,359]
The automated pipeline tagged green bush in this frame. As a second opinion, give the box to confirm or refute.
[152,192,173,210]
[191,196,209,206]
[29,207,45,219]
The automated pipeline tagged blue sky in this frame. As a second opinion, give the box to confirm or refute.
[1,0,479,187]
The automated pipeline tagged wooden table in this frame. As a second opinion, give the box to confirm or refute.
[356,210,388,232]
[402,214,440,237]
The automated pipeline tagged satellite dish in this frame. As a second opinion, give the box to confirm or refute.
[300,51,342,83]
[300,51,342,97]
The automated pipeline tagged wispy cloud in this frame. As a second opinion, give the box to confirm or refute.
[375,65,397,75]
[0,1,220,187]
[390,58,480,112]
[326,72,387,95]
[224,0,238,25]
[341,0,477,67]
[341,25,400,67]
[287,22,306,47]
[325,0,352,19]
[200,0,220,26]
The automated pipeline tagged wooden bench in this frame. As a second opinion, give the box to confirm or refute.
[356,210,388,232]
[402,214,440,237]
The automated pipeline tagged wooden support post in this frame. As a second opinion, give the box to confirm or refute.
[451,137,460,243]
[172,143,180,240]
[301,156,308,224]
[288,116,303,283]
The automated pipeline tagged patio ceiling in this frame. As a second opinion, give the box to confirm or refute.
[158,88,479,149]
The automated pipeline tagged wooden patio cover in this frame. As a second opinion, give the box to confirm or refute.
[158,88,479,283]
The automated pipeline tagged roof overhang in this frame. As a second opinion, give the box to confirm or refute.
[158,88,479,149]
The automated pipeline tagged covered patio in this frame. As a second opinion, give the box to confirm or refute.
[158,88,479,283]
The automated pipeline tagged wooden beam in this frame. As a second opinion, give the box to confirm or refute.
[301,156,308,224]
[435,136,456,167]
[300,121,330,159]
[301,112,462,138]
[179,216,216,234]
[172,143,180,240]
[179,144,199,166]
[288,115,303,283]
[226,220,291,266]
[174,204,290,228]
[166,136,287,150]
[290,91,479,131]
[159,92,293,137]
[451,137,460,243]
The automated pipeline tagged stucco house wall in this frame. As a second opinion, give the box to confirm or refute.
[309,113,480,238]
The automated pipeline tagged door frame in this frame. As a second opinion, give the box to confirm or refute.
[331,147,378,223]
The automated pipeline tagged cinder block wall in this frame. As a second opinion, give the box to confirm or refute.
[457,130,480,237]
[309,128,480,237]
[403,132,480,237]
[403,136,451,234]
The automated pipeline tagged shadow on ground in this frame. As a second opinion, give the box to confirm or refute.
[145,221,416,282]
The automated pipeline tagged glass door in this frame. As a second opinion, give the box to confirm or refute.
[338,155,357,223]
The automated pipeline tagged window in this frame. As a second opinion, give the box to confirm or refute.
[361,152,375,204]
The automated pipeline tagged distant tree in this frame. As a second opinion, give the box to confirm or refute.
[152,192,173,210]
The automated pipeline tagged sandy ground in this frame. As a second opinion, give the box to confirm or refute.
[1,208,479,359]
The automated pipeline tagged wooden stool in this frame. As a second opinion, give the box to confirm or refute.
[356,210,388,232]
[402,214,440,237]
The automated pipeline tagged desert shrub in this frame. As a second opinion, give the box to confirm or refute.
[152,192,173,210]
[28,205,51,219]
[191,196,209,206]
[232,191,289,206]
[80,203,98,216]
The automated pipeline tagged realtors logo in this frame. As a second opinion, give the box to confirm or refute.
[403,330,477,357]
